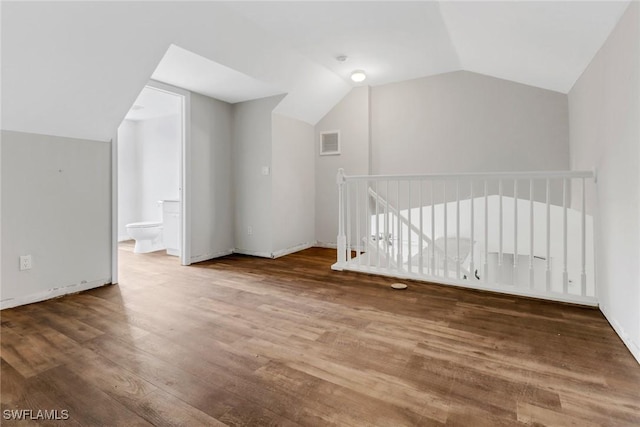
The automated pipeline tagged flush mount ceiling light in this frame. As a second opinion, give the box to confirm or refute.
[350,70,366,83]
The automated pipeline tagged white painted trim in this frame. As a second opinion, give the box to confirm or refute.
[316,241,366,252]
[147,80,192,266]
[345,170,596,182]
[233,249,274,259]
[334,263,599,307]
[319,130,341,156]
[111,80,192,278]
[272,242,315,259]
[190,249,233,264]
[600,304,640,365]
[111,137,118,284]
[0,278,111,310]
[315,241,338,249]
[192,243,317,262]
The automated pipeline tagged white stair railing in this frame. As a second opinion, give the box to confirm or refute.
[332,168,597,306]
[366,187,473,278]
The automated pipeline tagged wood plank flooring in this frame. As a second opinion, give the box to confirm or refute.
[1,242,639,426]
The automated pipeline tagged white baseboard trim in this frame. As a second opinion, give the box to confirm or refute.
[0,278,111,310]
[315,241,337,249]
[600,304,640,365]
[315,242,366,252]
[233,248,274,259]
[190,249,233,264]
[271,242,316,259]
[234,242,317,259]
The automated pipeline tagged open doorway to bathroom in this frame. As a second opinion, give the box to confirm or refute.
[112,82,190,283]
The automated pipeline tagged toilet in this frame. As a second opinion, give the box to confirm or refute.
[125,221,164,254]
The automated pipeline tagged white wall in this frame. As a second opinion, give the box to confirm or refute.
[371,71,569,176]
[569,1,639,363]
[1,131,111,309]
[314,87,370,246]
[315,72,570,246]
[189,92,234,262]
[117,120,141,241]
[272,113,315,255]
[117,111,181,242]
[139,114,181,222]
[232,95,284,257]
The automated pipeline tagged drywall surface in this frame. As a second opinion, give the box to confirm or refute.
[116,120,141,241]
[272,113,315,255]
[314,87,370,246]
[0,131,111,309]
[117,114,181,240]
[315,73,570,246]
[232,95,284,256]
[569,1,639,363]
[189,92,234,262]
[371,71,570,176]
[138,115,181,222]
[1,2,348,141]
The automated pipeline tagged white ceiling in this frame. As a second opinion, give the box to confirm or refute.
[151,45,285,104]
[228,0,631,93]
[0,1,632,142]
[439,1,632,92]
[226,1,461,86]
[124,86,181,122]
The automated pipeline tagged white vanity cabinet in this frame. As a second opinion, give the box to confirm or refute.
[162,200,180,256]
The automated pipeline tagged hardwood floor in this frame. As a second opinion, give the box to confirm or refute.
[1,243,639,426]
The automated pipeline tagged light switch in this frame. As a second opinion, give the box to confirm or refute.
[261,166,270,176]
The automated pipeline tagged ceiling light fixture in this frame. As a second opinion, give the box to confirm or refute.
[350,70,366,83]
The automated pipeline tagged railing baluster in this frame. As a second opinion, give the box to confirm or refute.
[470,181,474,281]
[347,183,352,262]
[456,179,461,280]
[499,179,503,283]
[581,177,587,295]
[385,180,390,270]
[484,180,489,283]
[366,179,371,267]
[431,180,435,276]
[419,181,424,275]
[356,181,361,269]
[563,178,568,293]
[545,178,551,291]
[375,180,380,269]
[529,179,535,288]
[408,180,412,274]
[334,169,594,305]
[444,182,448,278]
[336,169,346,266]
[397,180,402,271]
[513,179,518,285]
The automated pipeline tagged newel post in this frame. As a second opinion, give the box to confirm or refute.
[336,168,347,268]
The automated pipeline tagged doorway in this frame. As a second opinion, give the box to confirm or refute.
[111,81,191,283]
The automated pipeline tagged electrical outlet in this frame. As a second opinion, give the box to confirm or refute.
[19,255,32,271]
[247,226,253,235]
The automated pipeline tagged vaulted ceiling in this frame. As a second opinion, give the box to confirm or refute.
[1,1,631,142]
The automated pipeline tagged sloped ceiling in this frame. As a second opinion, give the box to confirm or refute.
[0,1,631,142]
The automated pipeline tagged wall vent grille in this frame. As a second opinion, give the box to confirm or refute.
[320,131,340,156]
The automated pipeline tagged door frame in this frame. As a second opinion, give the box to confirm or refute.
[111,80,192,283]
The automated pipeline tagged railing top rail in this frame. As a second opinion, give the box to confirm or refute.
[343,170,595,182]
